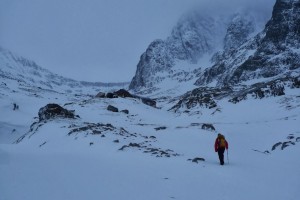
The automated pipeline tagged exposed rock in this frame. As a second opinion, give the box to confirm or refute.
[293,77,300,88]
[94,89,157,108]
[120,109,129,114]
[170,87,231,112]
[281,141,295,150]
[38,104,77,121]
[107,105,118,112]
[114,89,133,98]
[229,77,295,103]
[141,98,156,107]
[224,14,255,51]
[154,126,167,131]
[13,103,19,110]
[67,123,138,139]
[201,124,216,131]
[106,93,118,98]
[119,142,180,158]
[287,134,294,140]
[188,157,205,163]
[271,142,282,151]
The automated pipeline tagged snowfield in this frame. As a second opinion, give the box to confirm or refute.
[1,82,299,200]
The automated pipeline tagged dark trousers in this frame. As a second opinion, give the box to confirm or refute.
[217,147,225,165]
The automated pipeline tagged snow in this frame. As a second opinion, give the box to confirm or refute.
[1,76,300,200]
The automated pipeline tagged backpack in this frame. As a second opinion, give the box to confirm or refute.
[219,136,226,148]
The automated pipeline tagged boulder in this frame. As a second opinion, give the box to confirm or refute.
[120,109,129,114]
[201,123,216,131]
[114,89,133,98]
[107,105,118,112]
[188,157,205,163]
[141,98,156,107]
[38,104,76,121]
[106,93,118,98]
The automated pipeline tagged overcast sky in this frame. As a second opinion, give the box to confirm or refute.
[0,0,275,83]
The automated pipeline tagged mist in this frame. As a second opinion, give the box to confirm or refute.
[0,0,275,82]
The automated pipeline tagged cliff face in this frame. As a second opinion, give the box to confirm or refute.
[129,12,229,91]
[195,0,300,87]
[130,0,299,94]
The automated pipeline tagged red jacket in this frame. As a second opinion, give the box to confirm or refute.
[214,137,228,152]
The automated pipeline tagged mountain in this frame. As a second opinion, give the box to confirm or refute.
[129,11,261,93]
[0,47,128,95]
[129,0,299,96]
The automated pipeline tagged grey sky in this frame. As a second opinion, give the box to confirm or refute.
[0,0,275,82]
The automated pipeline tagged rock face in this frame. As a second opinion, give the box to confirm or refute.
[38,104,77,121]
[129,11,228,91]
[223,14,255,51]
[195,0,300,87]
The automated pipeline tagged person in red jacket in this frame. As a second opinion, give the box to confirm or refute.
[214,133,228,165]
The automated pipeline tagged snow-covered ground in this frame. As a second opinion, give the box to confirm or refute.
[1,79,299,200]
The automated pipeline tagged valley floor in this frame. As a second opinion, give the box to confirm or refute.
[1,108,299,200]
[1,84,300,200]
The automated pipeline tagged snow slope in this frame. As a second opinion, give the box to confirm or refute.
[1,77,299,200]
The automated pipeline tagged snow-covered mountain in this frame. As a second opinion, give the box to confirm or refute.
[129,12,260,93]
[129,0,299,96]
[0,47,128,95]
[129,11,229,92]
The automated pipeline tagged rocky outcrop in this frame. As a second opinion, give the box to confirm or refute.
[229,76,298,103]
[271,134,299,151]
[38,104,77,121]
[95,89,156,108]
[169,87,232,112]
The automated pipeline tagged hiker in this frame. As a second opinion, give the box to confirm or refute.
[214,133,228,165]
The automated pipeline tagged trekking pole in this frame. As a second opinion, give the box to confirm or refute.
[227,149,229,164]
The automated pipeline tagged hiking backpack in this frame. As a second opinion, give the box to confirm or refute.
[219,136,226,148]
